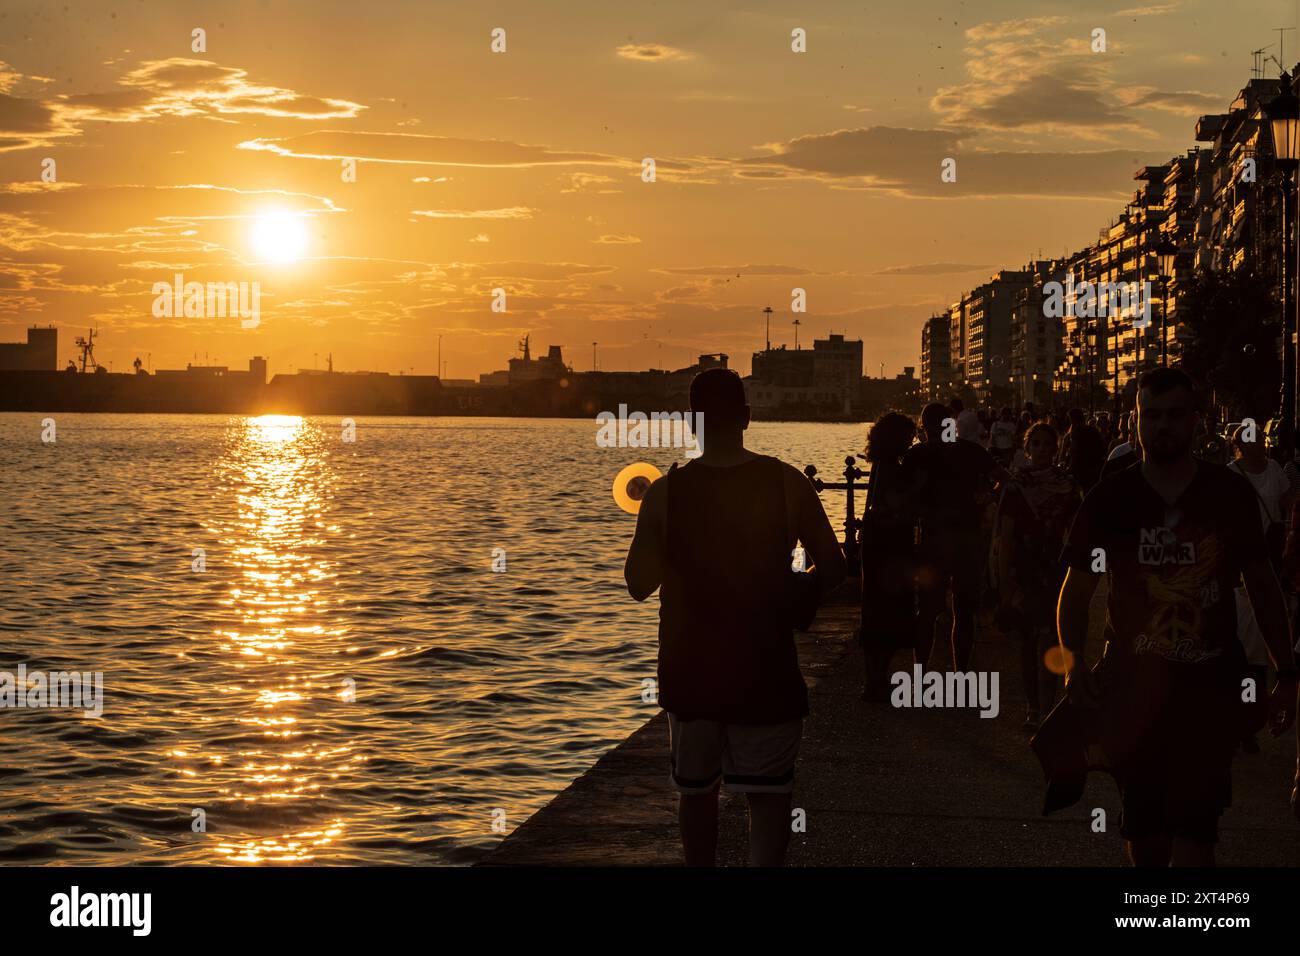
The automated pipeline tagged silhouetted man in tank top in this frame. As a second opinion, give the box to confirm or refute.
[624,368,846,866]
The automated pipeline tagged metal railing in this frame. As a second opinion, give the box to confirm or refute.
[803,455,867,576]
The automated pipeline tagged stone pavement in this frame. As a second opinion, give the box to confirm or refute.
[484,585,1300,866]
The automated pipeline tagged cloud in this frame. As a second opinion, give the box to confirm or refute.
[560,171,621,194]
[239,130,621,169]
[963,16,1069,43]
[656,286,704,300]
[0,92,64,149]
[656,264,816,277]
[436,261,616,282]
[875,263,995,276]
[931,17,1135,136]
[931,12,1230,145]
[0,183,340,258]
[593,234,641,244]
[0,57,366,151]
[1118,87,1225,115]
[616,44,692,62]
[0,62,80,151]
[934,65,1132,132]
[732,125,1171,199]
[59,58,366,122]
[411,207,535,220]
[1114,2,1182,16]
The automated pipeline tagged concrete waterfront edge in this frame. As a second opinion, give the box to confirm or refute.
[479,590,860,866]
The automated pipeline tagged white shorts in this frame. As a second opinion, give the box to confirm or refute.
[667,713,802,795]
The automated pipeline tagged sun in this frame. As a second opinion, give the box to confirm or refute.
[250,212,309,264]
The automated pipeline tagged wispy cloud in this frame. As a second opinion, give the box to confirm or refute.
[239,130,621,169]
[411,207,535,220]
[616,43,693,62]
[875,263,994,276]
[731,126,1168,199]
[1113,2,1183,17]
[930,9,1216,146]
[0,57,365,151]
[59,58,366,122]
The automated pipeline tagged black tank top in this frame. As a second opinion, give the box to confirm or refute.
[657,455,808,723]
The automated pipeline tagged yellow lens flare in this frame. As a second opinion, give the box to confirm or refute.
[612,462,662,514]
[1043,646,1075,676]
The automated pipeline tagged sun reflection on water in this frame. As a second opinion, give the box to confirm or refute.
[180,414,358,862]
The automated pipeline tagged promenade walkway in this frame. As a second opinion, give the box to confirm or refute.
[484,586,1300,866]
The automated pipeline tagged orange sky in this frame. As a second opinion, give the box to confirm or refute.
[1,0,1297,380]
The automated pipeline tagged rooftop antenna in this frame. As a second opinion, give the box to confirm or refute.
[1278,28,1295,74]
[762,305,773,351]
[792,317,802,350]
[1252,45,1272,78]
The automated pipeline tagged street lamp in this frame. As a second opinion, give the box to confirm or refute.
[1268,75,1300,461]
[1155,241,1178,368]
[1269,77,1300,163]
[1085,326,1099,417]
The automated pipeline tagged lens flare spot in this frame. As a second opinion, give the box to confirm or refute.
[612,462,662,514]
[1044,646,1075,676]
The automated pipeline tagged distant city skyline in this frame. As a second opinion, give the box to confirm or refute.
[1,319,915,383]
[2,1,1299,378]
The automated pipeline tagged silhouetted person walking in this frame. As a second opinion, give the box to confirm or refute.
[1057,368,1298,866]
[1063,407,1106,491]
[624,368,846,866]
[906,402,1004,671]
[859,411,917,701]
[994,422,1081,731]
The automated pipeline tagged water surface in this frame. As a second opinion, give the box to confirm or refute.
[0,414,864,864]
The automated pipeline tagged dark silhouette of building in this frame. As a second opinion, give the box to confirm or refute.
[0,325,57,370]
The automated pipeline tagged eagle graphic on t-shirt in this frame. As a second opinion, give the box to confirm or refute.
[1132,531,1222,664]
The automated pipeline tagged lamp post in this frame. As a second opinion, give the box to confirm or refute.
[1068,331,1080,403]
[1155,241,1177,369]
[1085,326,1098,418]
[1267,74,1300,461]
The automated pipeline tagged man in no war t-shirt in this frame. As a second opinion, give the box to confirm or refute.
[1055,368,1298,866]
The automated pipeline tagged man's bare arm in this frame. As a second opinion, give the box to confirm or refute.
[623,477,667,601]
[790,468,847,595]
[1057,566,1101,705]
[1240,557,1296,673]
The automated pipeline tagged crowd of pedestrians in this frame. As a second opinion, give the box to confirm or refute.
[624,366,1299,867]
[859,368,1300,866]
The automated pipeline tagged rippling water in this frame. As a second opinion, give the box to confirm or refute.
[0,413,865,864]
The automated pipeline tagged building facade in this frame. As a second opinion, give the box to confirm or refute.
[0,325,57,371]
[920,315,952,402]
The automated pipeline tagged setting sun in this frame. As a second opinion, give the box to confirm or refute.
[250,212,308,264]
